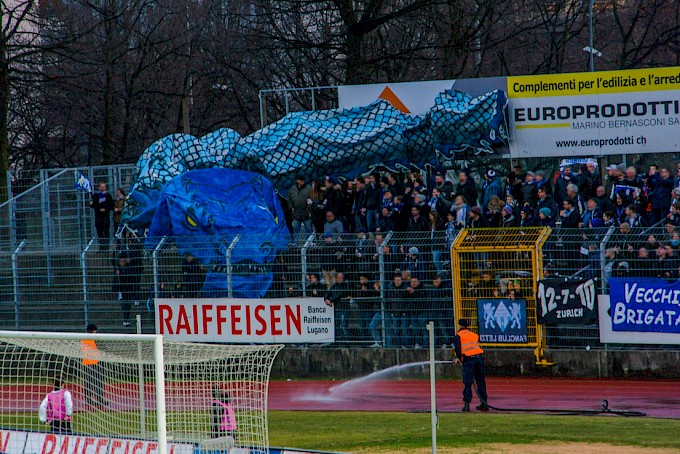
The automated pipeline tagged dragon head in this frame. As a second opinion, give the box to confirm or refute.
[146,168,290,298]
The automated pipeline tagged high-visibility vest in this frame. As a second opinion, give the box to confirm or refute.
[458,329,484,357]
[81,339,100,365]
[47,389,71,422]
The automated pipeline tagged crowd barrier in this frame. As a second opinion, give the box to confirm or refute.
[0,227,677,350]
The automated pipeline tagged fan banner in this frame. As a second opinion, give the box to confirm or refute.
[476,298,528,344]
[608,278,680,333]
[536,278,597,325]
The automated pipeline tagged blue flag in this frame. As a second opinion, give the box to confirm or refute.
[75,171,92,193]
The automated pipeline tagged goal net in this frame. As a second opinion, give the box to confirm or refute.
[0,331,282,454]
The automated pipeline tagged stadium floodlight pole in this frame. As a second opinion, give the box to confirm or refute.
[589,0,594,72]
[427,321,437,454]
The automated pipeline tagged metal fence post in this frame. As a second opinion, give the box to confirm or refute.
[599,226,615,294]
[81,238,96,327]
[11,240,26,330]
[378,232,394,346]
[300,234,316,297]
[226,235,241,298]
[153,237,168,299]
[40,169,53,285]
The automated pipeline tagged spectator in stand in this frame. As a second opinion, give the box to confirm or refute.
[506,165,524,205]
[340,180,356,232]
[476,269,498,297]
[445,211,457,247]
[288,175,313,243]
[587,162,602,188]
[379,206,396,232]
[388,173,404,196]
[648,167,674,225]
[310,180,325,233]
[113,188,126,234]
[320,233,341,287]
[594,186,614,213]
[364,172,382,231]
[114,253,135,327]
[501,205,518,227]
[387,274,408,348]
[560,198,581,228]
[353,228,372,276]
[429,273,453,348]
[429,212,447,273]
[324,272,352,343]
[481,170,503,209]
[406,276,428,349]
[522,171,538,208]
[536,187,558,220]
[354,273,380,345]
[353,177,367,232]
[505,194,520,218]
[407,205,429,232]
[613,192,628,223]
[455,169,478,207]
[623,166,642,188]
[306,273,324,298]
[520,206,536,227]
[555,166,575,207]
[603,210,617,227]
[323,211,344,235]
[322,176,343,220]
[577,164,593,200]
[181,254,205,298]
[538,207,555,227]
[581,199,602,228]
[604,164,625,200]
[566,184,585,215]
[429,188,450,224]
[453,195,469,228]
[432,171,454,197]
[402,247,425,281]
[534,170,552,196]
[486,195,503,227]
[467,206,489,228]
[624,205,646,228]
[90,182,115,251]
[668,201,680,226]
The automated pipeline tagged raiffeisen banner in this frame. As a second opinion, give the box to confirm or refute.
[507,66,680,157]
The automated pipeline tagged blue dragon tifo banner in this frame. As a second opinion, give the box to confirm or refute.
[146,168,290,298]
[123,90,506,297]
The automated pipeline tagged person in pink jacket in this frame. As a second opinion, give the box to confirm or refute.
[210,387,237,439]
[38,379,73,434]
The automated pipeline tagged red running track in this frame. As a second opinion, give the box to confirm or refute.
[268,378,680,419]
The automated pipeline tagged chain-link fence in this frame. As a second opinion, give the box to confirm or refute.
[0,165,136,248]
[1,227,678,350]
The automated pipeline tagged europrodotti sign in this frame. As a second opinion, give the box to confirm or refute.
[507,66,680,157]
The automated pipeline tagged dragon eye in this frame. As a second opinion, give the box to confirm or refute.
[186,215,198,228]
[274,214,279,224]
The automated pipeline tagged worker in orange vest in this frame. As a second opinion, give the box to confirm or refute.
[81,324,107,407]
[453,319,489,412]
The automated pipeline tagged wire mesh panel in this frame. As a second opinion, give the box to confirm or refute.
[451,227,551,349]
[0,332,282,454]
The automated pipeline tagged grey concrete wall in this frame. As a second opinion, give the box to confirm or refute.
[271,348,680,379]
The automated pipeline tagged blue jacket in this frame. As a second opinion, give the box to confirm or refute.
[482,177,503,209]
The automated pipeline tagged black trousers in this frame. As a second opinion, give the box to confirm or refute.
[95,217,110,250]
[50,420,73,434]
[462,354,488,404]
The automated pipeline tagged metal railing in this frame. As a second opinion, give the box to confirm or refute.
[0,227,678,350]
[0,164,137,250]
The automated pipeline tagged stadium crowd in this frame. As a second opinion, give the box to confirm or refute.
[279,162,680,346]
[98,161,680,346]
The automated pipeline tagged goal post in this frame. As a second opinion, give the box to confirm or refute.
[0,331,282,454]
